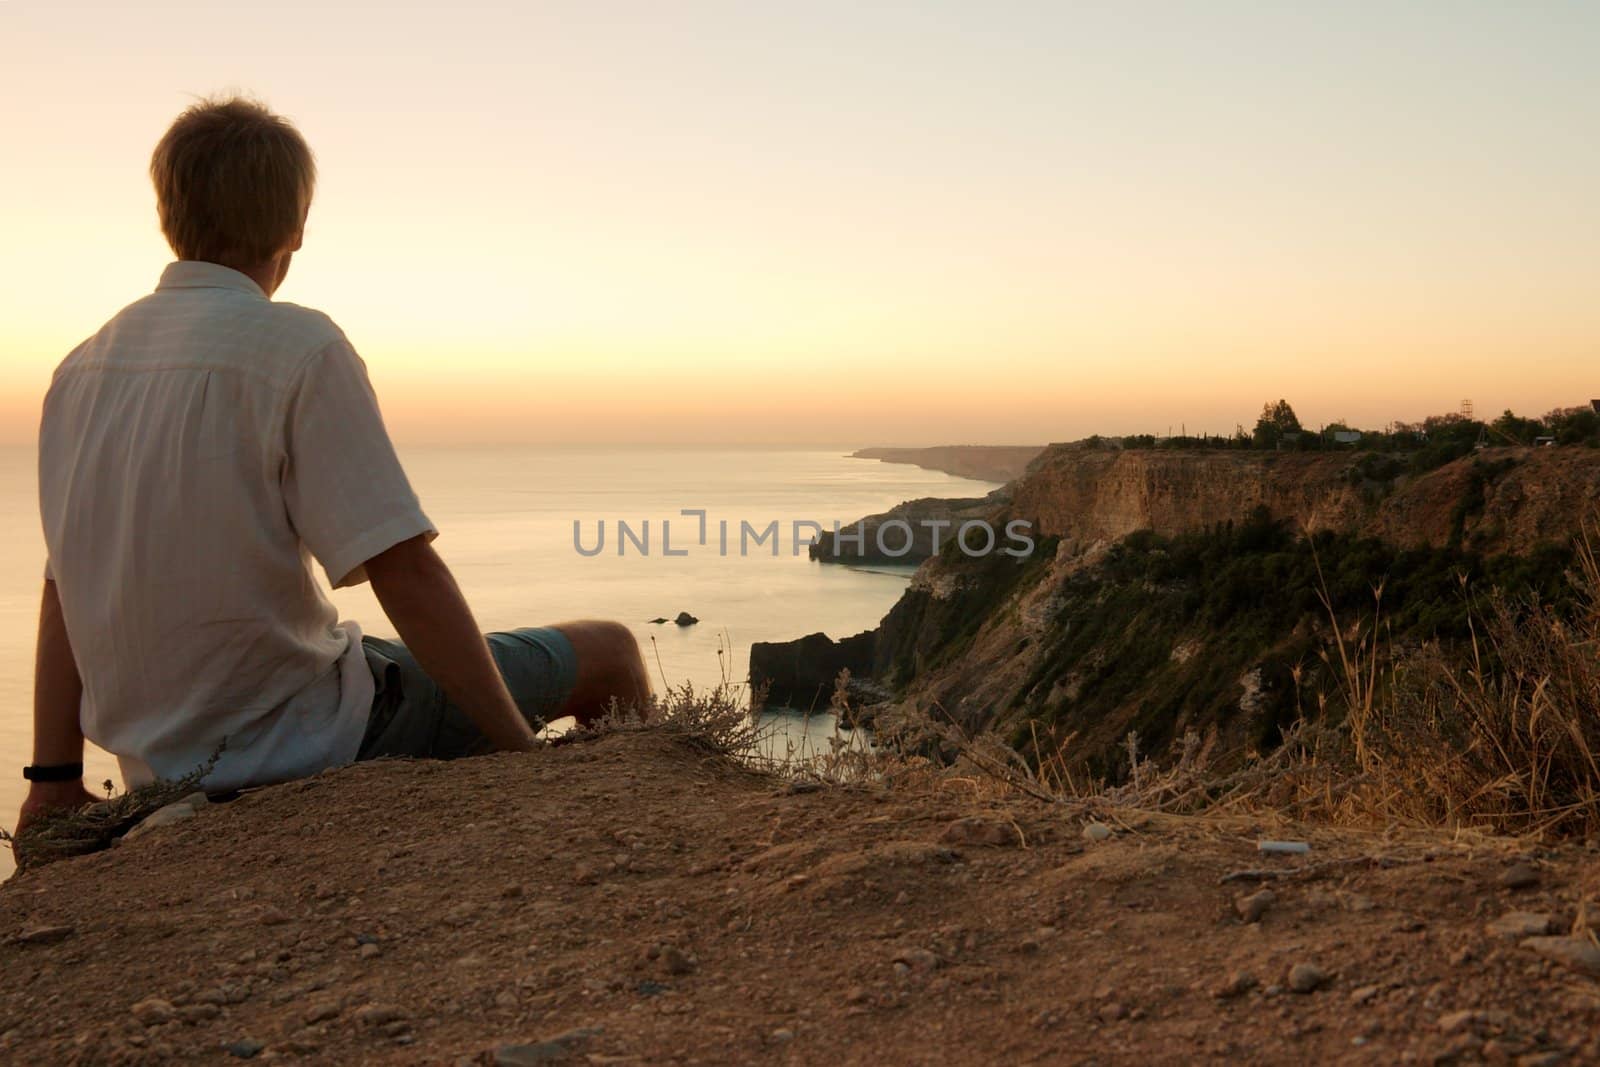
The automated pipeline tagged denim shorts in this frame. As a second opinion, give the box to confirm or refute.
[356,627,579,760]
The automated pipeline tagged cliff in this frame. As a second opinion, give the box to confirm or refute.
[807,491,1009,564]
[849,445,1045,484]
[769,444,1600,768]
[1008,445,1600,553]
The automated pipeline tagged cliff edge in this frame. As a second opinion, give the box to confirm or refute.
[3,729,1596,1065]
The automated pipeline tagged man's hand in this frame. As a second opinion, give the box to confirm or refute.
[14,780,99,838]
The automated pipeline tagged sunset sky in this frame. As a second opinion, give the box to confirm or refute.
[1,1,1596,445]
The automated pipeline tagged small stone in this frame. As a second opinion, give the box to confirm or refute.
[15,924,75,945]
[1521,936,1600,978]
[258,906,292,927]
[224,1039,265,1059]
[180,1003,221,1023]
[1499,864,1540,891]
[940,817,1021,848]
[892,948,939,975]
[1350,984,1381,1005]
[1097,1001,1129,1022]
[1212,972,1257,999]
[442,903,477,927]
[1082,821,1113,842]
[770,1028,794,1043]
[1235,889,1276,925]
[121,801,196,842]
[132,998,177,1026]
[1487,912,1558,939]
[359,943,382,960]
[353,1003,407,1027]
[1439,1010,1482,1035]
[492,1027,602,1066]
[1288,963,1328,994]
[302,1002,340,1024]
[658,944,697,975]
[843,986,871,1005]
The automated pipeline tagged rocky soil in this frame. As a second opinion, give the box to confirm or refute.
[3,729,1599,1066]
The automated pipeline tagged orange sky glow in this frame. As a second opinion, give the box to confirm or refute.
[2,2,1596,445]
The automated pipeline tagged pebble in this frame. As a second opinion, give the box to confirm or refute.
[892,948,939,975]
[656,944,697,975]
[1082,822,1113,843]
[131,998,177,1026]
[1349,984,1381,1005]
[1521,935,1600,977]
[1287,963,1329,994]
[359,942,382,960]
[1487,912,1558,939]
[15,924,75,945]
[257,906,292,927]
[353,1003,407,1027]
[302,1002,340,1025]
[224,1039,265,1059]
[442,903,477,927]
[1235,889,1276,925]
[1212,972,1257,999]
[1499,863,1541,891]
[770,1028,795,1043]
[940,817,1021,848]
[492,1027,602,1066]
[180,1003,221,1024]
[120,801,197,842]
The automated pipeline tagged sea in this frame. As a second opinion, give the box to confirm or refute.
[0,444,998,876]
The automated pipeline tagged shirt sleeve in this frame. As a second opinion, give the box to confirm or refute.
[282,338,436,589]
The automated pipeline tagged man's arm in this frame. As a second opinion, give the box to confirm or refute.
[14,580,98,837]
[363,535,540,753]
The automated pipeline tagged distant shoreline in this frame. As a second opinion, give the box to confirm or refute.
[848,445,1045,485]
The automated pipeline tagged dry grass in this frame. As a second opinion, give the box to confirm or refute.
[1,757,215,873]
[945,526,1600,840]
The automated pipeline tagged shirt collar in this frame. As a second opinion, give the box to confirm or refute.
[156,261,268,299]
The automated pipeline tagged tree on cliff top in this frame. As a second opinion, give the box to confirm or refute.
[1252,399,1302,449]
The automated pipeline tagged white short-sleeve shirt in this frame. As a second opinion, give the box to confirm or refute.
[37,261,435,791]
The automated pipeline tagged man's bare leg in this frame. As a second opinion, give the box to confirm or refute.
[551,620,651,727]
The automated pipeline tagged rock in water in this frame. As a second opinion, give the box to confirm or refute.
[674,612,699,626]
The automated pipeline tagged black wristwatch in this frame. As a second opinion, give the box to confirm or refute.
[23,762,83,783]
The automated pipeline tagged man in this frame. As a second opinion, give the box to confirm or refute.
[18,96,649,835]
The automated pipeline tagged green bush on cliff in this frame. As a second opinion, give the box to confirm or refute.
[993,509,1575,778]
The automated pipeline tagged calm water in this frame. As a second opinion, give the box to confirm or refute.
[0,445,995,875]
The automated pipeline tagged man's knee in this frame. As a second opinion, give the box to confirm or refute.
[556,620,649,711]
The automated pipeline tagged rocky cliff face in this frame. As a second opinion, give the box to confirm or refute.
[808,491,1010,564]
[765,444,1600,771]
[1008,446,1600,553]
[850,445,1045,484]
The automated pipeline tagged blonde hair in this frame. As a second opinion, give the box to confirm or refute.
[150,96,316,269]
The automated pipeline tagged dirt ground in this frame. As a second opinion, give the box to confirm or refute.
[3,729,1599,1066]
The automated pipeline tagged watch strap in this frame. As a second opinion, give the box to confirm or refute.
[23,762,84,783]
